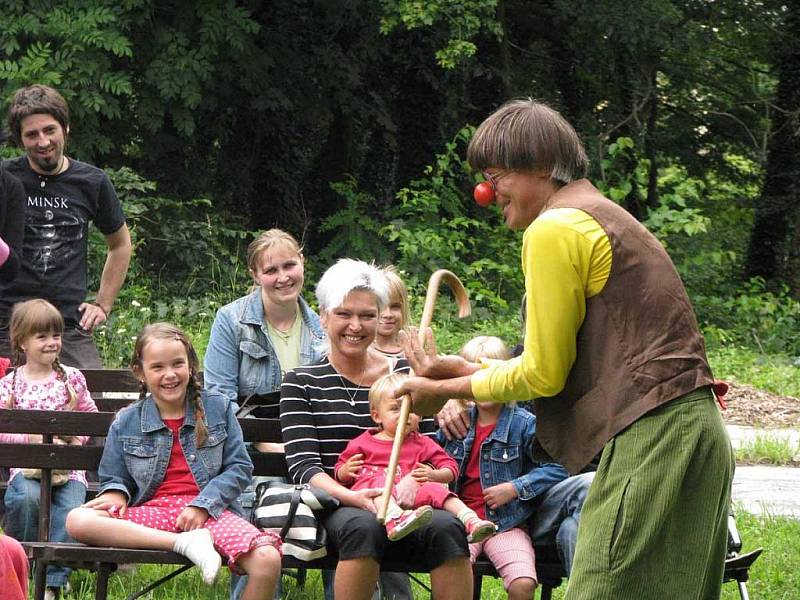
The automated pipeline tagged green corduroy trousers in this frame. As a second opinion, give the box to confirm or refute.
[566,388,735,600]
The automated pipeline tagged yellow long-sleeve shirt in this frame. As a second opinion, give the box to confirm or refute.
[471,208,613,402]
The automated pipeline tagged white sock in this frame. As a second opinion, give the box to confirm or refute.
[173,529,221,585]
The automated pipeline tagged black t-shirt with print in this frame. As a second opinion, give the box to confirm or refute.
[0,156,126,324]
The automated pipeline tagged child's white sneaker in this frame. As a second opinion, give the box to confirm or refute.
[465,516,497,543]
[173,528,221,585]
[44,582,70,600]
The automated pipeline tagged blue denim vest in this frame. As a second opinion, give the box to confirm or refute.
[438,405,569,532]
[97,391,252,519]
[203,289,325,402]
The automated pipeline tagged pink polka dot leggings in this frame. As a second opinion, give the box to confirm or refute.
[112,494,281,572]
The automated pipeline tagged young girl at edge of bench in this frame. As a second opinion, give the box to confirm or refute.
[66,322,282,600]
[0,299,98,600]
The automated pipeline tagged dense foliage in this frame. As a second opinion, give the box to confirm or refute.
[2,0,799,363]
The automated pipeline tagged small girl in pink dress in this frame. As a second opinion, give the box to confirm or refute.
[335,372,496,542]
[0,299,98,598]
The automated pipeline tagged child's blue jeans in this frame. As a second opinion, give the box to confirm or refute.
[4,476,86,588]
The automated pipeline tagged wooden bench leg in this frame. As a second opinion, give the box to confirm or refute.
[33,559,47,600]
[95,564,113,600]
[472,573,482,600]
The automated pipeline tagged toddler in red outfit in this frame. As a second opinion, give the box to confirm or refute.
[335,372,496,542]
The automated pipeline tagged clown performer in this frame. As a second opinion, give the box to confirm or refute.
[394,98,734,600]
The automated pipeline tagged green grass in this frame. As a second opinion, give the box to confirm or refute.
[471,513,800,600]
[721,512,800,600]
[736,433,800,466]
[33,510,797,599]
[706,344,800,398]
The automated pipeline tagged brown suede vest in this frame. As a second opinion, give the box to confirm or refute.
[533,179,714,474]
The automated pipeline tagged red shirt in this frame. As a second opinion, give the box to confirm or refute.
[460,421,496,518]
[152,418,200,498]
[0,535,28,600]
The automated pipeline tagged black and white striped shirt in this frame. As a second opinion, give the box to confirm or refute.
[280,357,434,485]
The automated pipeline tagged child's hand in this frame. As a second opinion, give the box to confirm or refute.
[483,482,517,510]
[408,413,421,433]
[177,506,209,531]
[411,462,434,483]
[394,474,419,508]
[83,491,129,516]
[337,453,364,482]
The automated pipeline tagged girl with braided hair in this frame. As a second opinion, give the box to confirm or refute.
[0,298,98,599]
[67,323,282,600]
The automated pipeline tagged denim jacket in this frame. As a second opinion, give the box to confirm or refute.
[203,289,325,403]
[438,404,569,532]
[98,391,253,519]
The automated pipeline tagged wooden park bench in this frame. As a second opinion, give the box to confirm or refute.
[0,369,761,600]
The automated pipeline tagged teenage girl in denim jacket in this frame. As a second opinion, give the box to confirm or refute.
[204,229,324,423]
[438,336,569,600]
[67,323,282,600]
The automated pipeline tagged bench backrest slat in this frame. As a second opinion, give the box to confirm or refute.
[0,410,116,436]
[81,369,141,393]
[0,444,288,476]
[0,409,285,476]
[238,418,282,440]
[0,410,283,443]
[0,444,104,470]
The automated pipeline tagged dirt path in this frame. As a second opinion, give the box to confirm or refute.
[721,382,800,428]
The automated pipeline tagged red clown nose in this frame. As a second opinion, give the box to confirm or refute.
[473,181,495,207]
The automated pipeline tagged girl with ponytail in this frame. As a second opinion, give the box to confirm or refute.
[67,323,282,599]
[0,299,98,599]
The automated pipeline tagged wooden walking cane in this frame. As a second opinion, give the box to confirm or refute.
[376,270,471,523]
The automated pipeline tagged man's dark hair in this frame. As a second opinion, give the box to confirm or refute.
[6,85,70,147]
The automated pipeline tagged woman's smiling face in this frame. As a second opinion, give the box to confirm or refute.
[251,246,305,307]
[322,290,380,361]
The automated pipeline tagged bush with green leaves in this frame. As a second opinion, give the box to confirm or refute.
[699,277,800,356]
[88,167,254,301]
[94,296,220,368]
[321,126,524,319]
[86,167,255,364]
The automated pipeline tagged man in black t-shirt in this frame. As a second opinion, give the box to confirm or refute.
[0,85,131,368]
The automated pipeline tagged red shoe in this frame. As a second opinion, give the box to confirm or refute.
[465,517,497,543]
[386,506,434,541]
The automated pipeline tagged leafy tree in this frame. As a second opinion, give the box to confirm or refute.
[0,1,135,158]
[745,2,800,292]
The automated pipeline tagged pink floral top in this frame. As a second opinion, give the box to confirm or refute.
[0,365,98,486]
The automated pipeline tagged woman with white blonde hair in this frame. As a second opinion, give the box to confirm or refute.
[280,258,472,600]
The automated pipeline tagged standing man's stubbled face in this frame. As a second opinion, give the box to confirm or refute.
[19,113,68,175]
